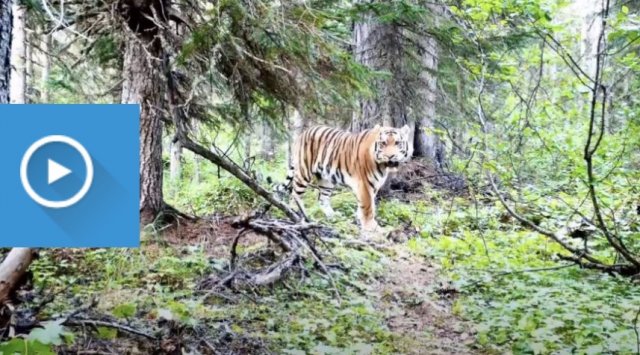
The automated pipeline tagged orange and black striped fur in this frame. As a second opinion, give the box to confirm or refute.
[284,124,411,232]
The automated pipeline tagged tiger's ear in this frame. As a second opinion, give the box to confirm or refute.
[400,124,410,137]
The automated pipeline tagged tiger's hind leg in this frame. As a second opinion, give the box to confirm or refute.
[318,179,338,218]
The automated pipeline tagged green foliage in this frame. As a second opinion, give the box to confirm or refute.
[0,339,55,355]
[179,0,369,129]
[112,302,137,319]
[27,320,69,346]
[385,190,640,354]
[0,320,73,354]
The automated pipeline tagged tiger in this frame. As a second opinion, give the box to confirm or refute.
[282,124,412,233]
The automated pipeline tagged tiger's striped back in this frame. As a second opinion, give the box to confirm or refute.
[291,126,381,190]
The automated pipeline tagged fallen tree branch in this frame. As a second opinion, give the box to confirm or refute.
[0,248,36,304]
[557,254,638,276]
[63,318,156,340]
[179,135,301,222]
[487,174,602,264]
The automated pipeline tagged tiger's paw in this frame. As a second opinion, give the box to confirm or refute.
[360,222,387,242]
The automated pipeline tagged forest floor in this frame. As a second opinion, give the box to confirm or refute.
[156,205,478,354]
[165,216,477,354]
[5,161,639,354]
[370,247,475,354]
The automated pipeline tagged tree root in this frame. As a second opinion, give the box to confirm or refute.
[201,211,342,301]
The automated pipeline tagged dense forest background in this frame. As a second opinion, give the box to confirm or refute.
[0,0,639,353]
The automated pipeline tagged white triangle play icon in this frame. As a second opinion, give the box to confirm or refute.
[48,159,72,184]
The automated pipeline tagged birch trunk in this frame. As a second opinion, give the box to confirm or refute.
[0,0,11,103]
[0,0,35,308]
[9,1,25,104]
[260,121,275,161]
[0,248,35,303]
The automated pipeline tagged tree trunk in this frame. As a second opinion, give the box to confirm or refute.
[260,121,275,161]
[288,107,305,167]
[41,33,50,102]
[121,39,164,225]
[0,248,35,303]
[0,0,11,103]
[0,7,34,305]
[192,121,201,184]
[244,131,253,163]
[25,30,32,101]
[413,34,443,166]
[119,0,171,224]
[351,14,411,132]
[169,140,182,180]
[9,0,25,104]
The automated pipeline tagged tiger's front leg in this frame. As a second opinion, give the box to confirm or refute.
[318,179,339,219]
[354,183,382,234]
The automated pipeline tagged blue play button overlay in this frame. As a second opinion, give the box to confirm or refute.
[21,136,93,208]
[0,104,139,247]
[48,159,72,184]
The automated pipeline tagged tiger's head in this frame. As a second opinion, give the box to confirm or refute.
[372,124,412,169]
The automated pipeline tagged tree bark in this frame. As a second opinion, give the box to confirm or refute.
[192,121,201,184]
[0,248,35,303]
[0,0,11,103]
[351,13,416,134]
[288,107,305,167]
[119,0,172,224]
[351,17,407,131]
[9,0,25,104]
[41,33,50,102]
[121,38,164,225]
[25,30,32,101]
[413,34,443,165]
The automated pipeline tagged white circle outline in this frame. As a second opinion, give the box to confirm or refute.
[20,135,94,209]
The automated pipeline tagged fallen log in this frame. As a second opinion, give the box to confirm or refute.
[0,248,35,304]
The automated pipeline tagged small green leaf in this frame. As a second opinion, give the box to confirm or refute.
[96,326,118,340]
[112,302,137,319]
[28,320,66,346]
[1,338,56,355]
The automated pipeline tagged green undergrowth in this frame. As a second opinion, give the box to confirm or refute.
[6,167,639,354]
[12,221,402,354]
[165,158,640,354]
[377,190,640,354]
